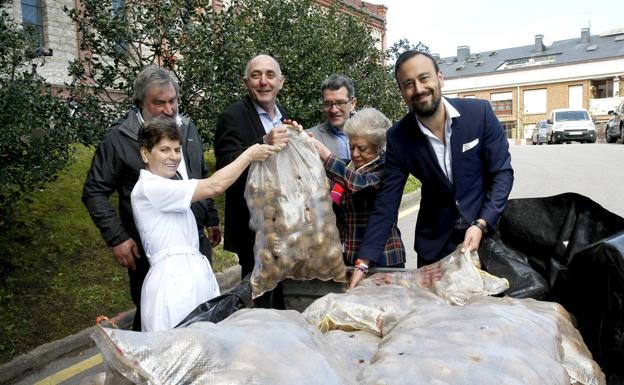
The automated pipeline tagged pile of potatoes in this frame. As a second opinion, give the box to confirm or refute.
[245,129,346,298]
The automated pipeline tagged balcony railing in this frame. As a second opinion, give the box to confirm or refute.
[589,96,623,116]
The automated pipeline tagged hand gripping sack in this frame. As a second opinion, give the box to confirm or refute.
[245,127,347,298]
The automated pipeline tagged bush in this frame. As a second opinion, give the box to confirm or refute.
[0,4,74,227]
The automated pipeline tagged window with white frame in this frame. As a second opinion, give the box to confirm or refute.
[568,85,583,109]
[523,89,547,114]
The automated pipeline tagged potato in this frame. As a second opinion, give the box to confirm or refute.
[263,205,276,220]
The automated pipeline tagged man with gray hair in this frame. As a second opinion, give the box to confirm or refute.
[82,65,220,330]
[307,74,357,163]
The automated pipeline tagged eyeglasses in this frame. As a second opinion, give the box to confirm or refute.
[323,98,353,110]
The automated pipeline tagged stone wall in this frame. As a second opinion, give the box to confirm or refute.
[10,0,78,85]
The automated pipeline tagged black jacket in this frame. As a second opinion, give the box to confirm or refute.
[82,108,219,250]
[214,96,287,254]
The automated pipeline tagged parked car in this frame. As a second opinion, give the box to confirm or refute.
[605,99,624,143]
[532,120,551,145]
[547,108,596,144]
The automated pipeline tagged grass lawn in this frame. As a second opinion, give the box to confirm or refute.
[404,174,421,194]
[0,144,419,364]
[0,145,238,364]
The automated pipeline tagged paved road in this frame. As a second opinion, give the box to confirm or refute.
[508,142,624,216]
[14,346,102,385]
[398,141,624,268]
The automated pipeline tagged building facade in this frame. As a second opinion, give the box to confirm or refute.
[7,0,387,86]
[315,0,387,51]
[439,28,624,140]
[10,0,77,85]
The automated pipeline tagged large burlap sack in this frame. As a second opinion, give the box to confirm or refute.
[92,309,355,385]
[359,297,573,385]
[323,330,381,374]
[245,127,346,298]
[468,296,606,385]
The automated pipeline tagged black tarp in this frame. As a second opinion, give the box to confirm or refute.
[480,193,624,384]
[175,278,252,328]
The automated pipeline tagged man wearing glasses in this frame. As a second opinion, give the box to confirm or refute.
[307,74,357,163]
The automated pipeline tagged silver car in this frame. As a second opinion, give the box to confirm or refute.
[532,120,550,145]
[605,100,624,144]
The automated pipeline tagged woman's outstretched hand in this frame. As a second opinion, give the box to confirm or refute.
[246,143,280,161]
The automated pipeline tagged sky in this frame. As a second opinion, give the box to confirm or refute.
[382,0,622,59]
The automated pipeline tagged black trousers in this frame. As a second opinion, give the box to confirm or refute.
[417,227,468,268]
[128,253,150,331]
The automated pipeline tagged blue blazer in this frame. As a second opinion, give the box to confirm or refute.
[358,98,514,264]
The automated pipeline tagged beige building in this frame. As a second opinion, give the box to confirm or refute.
[9,0,77,85]
[439,28,624,140]
[7,0,386,86]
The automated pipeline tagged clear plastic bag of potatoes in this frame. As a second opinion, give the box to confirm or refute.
[245,127,347,298]
[360,247,510,305]
[303,285,445,336]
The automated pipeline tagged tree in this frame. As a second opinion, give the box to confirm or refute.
[67,0,421,145]
[0,1,73,227]
[386,38,430,64]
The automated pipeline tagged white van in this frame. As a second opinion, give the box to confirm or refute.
[547,108,596,144]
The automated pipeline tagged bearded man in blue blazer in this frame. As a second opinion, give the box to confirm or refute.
[351,50,514,287]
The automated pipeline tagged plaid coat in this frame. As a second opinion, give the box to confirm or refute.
[323,152,405,266]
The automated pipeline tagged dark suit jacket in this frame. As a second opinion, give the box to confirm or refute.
[358,98,514,264]
[214,95,287,255]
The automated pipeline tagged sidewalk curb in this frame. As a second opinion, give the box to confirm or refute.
[0,264,242,385]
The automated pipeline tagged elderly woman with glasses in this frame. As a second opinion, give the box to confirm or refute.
[309,108,406,286]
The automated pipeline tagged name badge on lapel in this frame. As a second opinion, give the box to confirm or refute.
[462,138,479,152]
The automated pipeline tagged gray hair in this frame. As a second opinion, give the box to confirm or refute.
[343,108,390,148]
[321,74,355,99]
[132,65,179,107]
[243,54,283,80]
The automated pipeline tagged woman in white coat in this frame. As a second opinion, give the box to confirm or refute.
[132,117,278,331]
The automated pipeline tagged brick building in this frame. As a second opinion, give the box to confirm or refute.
[6,0,387,86]
[439,28,624,140]
[315,0,387,51]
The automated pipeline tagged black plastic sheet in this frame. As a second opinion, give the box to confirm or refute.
[481,193,624,384]
[175,278,253,328]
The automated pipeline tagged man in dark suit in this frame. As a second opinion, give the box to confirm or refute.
[351,50,514,287]
[214,54,289,280]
